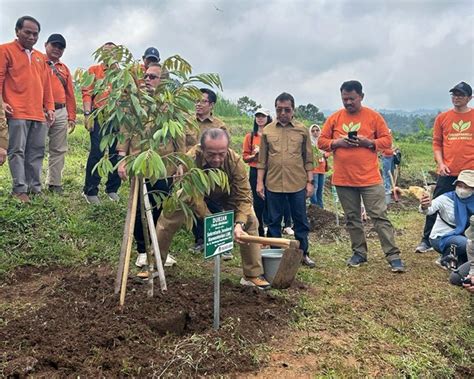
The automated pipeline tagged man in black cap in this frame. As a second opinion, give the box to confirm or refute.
[415,81,473,253]
[142,47,160,70]
[43,33,76,194]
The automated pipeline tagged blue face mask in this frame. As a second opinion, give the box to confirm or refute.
[455,187,474,199]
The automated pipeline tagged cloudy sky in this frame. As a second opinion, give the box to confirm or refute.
[1,0,473,112]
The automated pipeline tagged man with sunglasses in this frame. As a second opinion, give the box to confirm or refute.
[256,92,316,268]
[415,81,474,254]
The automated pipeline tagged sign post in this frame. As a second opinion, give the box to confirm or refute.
[204,210,234,330]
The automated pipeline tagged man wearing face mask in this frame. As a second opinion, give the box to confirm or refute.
[155,128,270,289]
[419,170,474,270]
[415,81,474,253]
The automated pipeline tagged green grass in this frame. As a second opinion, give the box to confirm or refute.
[0,121,472,377]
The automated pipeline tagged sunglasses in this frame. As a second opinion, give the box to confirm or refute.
[144,73,159,80]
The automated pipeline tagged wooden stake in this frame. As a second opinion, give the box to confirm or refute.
[115,176,138,295]
[143,183,167,292]
[139,177,154,298]
[119,176,140,307]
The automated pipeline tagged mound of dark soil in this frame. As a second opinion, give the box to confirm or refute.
[307,205,343,240]
[0,265,296,377]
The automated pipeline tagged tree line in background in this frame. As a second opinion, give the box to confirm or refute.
[217,95,438,141]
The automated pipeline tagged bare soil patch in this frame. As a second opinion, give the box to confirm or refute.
[0,265,297,377]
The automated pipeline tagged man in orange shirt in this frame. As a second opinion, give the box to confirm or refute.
[81,42,121,205]
[0,16,55,202]
[44,34,76,194]
[415,81,473,253]
[319,80,405,272]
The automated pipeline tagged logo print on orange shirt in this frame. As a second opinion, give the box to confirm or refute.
[342,122,361,133]
[452,120,471,132]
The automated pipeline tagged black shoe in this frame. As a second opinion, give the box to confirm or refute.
[48,185,64,194]
[347,253,367,267]
[389,259,406,273]
[302,255,316,268]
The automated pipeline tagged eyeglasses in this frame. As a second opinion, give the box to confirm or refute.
[195,99,210,105]
[276,107,293,114]
[144,73,159,80]
[451,93,468,98]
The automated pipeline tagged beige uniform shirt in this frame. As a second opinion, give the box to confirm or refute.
[257,119,314,193]
[185,115,226,150]
[189,145,253,224]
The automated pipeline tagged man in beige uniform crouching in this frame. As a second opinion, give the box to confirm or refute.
[156,128,270,289]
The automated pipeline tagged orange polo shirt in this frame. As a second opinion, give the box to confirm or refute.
[44,56,76,121]
[81,64,110,109]
[319,106,392,187]
[242,132,260,168]
[432,108,474,176]
[0,40,54,121]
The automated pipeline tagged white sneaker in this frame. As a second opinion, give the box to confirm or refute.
[283,226,295,236]
[135,253,147,267]
[165,254,177,267]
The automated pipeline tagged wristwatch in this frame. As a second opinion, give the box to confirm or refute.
[84,111,91,116]
[235,221,246,230]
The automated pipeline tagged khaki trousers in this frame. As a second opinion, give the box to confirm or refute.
[156,209,264,278]
[336,184,401,261]
[46,108,68,186]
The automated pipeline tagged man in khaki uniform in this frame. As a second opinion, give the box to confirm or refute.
[257,92,315,267]
[185,88,226,150]
[186,88,228,254]
[156,128,270,289]
[0,98,7,166]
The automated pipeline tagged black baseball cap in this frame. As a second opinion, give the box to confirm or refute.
[143,47,160,62]
[449,81,472,97]
[46,33,66,48]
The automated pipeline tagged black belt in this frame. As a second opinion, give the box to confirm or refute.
[54,103,66,110]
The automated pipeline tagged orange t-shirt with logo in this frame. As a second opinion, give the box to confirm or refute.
[319,106,392,187]
[0,40,54,122]
[81,64,110,109]
[432,109,474,176]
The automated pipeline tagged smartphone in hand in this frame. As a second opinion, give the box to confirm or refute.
[348,131,358,140]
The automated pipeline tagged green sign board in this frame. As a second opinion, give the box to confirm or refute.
[204,211,234,259]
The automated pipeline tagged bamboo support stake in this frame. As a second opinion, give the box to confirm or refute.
[119,176,140,307]
[115,176,138,295]
[139,177,154,298]
[143,183,167,292]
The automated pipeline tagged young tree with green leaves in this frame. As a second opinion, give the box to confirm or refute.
[78,45,229,303]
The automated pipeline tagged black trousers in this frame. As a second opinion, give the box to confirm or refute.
[83,119,121,196]
[134,178,172,254]
[249,167,266,236]
[193,198,225,244]
[421,175,457,245]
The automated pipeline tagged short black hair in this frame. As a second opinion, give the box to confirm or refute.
[340,80,363,95]
[15,16,41,32]
[274,92,295,109]
[200,88,217,104]
[200,128,229,148]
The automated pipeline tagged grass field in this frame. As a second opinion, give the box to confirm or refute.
[0,118,473,377]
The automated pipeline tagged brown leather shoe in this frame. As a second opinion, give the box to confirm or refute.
[12,192,30,203]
